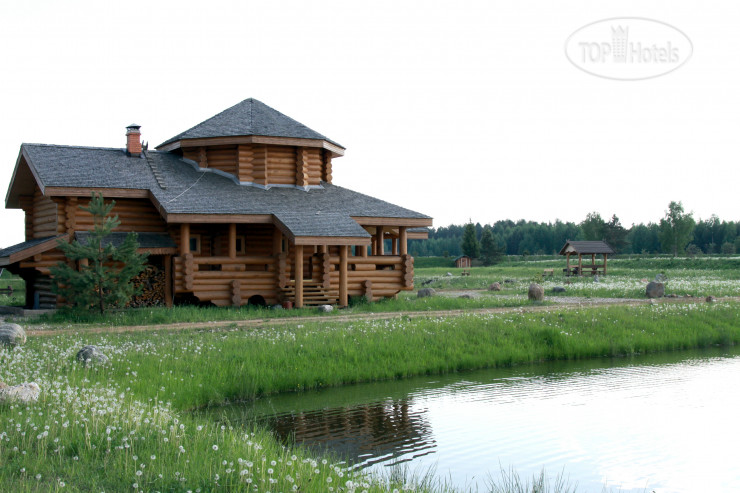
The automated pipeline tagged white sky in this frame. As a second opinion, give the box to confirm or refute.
[1,1,738,247]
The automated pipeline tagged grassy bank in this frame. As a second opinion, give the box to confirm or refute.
[2,301,739,491]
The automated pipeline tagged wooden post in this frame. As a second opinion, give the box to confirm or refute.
[399,227,408,255]
[273,229,282,255]
[294,244,304,308]
[578,254,583,276]
[164,255,173,307]
[566,252,570,275]
[360,243,368,257]
[392,238,398,255]
[180,224,190,255]
[228,223,237,258]
[339,245,348,307]
[376,226,385,256]
[603,253,608,275]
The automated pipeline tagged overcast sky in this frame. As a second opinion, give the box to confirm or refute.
[1,1,738,247]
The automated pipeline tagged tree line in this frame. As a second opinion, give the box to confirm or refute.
[409,201,740,259]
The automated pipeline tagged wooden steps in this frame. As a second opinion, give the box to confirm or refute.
[281,280,338,306]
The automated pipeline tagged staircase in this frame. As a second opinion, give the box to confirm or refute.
[281,280,338,306]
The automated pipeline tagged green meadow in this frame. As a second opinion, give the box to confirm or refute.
[2,301,740,492]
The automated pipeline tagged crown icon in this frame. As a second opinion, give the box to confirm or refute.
[611,26,629,62]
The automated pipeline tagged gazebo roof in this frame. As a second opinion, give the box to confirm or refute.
[559,240,615,255]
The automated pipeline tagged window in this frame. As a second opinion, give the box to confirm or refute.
[235,235,247,254]
[189,234,201,254]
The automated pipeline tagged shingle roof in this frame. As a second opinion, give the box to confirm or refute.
[559,241,615,255]
[158,98,343,149]
[16,144,430,239]
[75,232,176,250]
[0,235,63,258]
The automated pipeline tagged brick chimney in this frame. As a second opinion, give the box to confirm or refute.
[126,124,142,156]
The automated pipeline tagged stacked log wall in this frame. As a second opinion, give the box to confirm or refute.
[74,198,168,232]
[31,189,59,238]
[180,143,329,187]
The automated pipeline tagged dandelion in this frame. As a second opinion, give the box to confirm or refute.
[212,444,218,451]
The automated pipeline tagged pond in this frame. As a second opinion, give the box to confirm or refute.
[207,348,740,492]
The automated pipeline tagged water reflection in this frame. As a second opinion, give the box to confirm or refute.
[203,347,740,492]
[265,399,435,468]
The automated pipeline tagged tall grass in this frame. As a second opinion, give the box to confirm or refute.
[2,300,739,491]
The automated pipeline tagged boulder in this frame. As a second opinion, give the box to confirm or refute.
[417,288,436,298]
[551,286,566,293]
[706,296,717,303]
[528,283,544,302]
[318,304,334,313]
[646,282,665,299]
[75,345,109,366]
[0,323,26,347]
[488,282,502,291]
[0,382,40,404]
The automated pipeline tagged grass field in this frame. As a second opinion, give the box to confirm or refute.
[1,256,739,491]
[2,301,739,492]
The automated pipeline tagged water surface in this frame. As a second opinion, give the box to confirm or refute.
[209,348,740,492]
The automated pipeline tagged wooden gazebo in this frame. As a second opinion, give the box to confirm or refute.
[559,240,615,276]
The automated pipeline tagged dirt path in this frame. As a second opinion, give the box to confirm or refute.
[24,295,724,337]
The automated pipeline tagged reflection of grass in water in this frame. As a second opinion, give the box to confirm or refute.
[488,466,579,493]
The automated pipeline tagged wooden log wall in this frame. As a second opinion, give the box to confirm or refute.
[75,198,168,232]
[31,188,59,238]
[18,249,67,276]
[182,144,333,187]
[33,275,57,309]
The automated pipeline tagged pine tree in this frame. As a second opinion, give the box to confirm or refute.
[461,222,480,258]
[51,193,147,313]
[480,228,504,266]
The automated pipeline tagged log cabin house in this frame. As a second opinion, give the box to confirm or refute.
[1,99,432,309]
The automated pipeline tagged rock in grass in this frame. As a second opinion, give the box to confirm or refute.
[75,345,109,366]
[706,296,717,303]
[551,286,566,293]
[417,288,436,298]
[646,282,665,299]
[318,304,334,313]
[528,283,544,301]
[488,282,502,291]
[0,382,40,404]
[0,323,26,347]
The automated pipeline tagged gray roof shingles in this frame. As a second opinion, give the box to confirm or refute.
[19,144,429,239]
[559,241,615,255]
[158,98,343,149]
[0,235,63,259]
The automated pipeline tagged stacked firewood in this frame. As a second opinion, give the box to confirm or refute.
[128,265,165,307]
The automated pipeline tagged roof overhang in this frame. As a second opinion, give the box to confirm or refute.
[351,216,434,227]
[0,234,68,266]
[156,135,345,157]
[5,148,43,209]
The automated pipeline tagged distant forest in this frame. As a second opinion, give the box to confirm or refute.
[408,210,740,257]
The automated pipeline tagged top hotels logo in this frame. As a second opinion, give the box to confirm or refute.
[565,18,693,80]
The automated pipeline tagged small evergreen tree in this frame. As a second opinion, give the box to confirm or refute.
[51,193,147,314]
[480,228,504,266]
[461,222,480,258]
